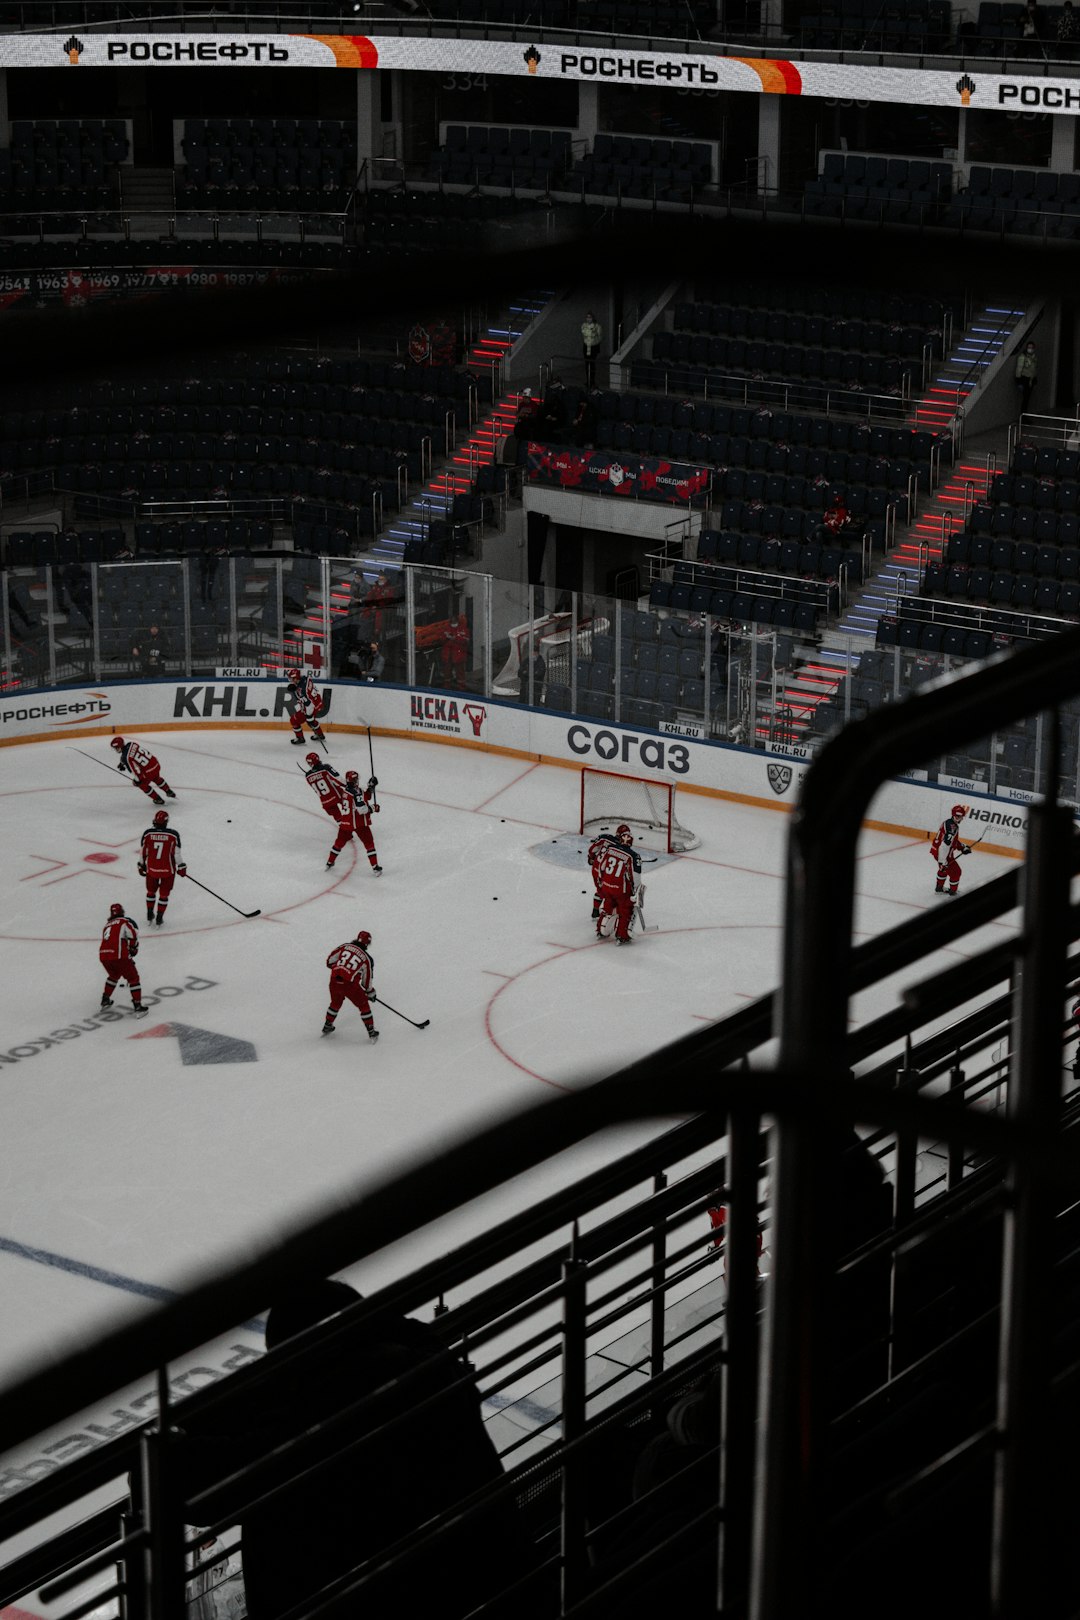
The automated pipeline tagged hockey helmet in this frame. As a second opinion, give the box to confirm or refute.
[109,902,125,919]
[952,804,968,820]
[110,736,125,751]
[286,667,301,682]
[153,809,169,828]
[616,823,633,845]
[355,929,372,949]
[306,752,321,768]
[345,769,360,784]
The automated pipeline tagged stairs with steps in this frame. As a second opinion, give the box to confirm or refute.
[762,299,1031,742]
[120,167,176,233]
[365,290,553,573]
[278,292,555,668]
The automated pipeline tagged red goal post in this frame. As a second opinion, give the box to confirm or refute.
[579,766,700,854]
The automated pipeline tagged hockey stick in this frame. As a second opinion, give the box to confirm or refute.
[69,744,144,789]
[69,745,166,800]
[376,997,430,1030]
[366,725,380,811]
[183,874,261,919]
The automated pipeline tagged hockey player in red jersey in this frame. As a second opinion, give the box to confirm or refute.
[139,808,186,926]
[285,667,326,746]
[111,736,175,805]
[587,828,624,920]
[325,770,382,875]
[930,804,972,896]
[595,825,642,945]
[322,928,379,1040]
[99,902,145,1013]
[303,753,346,817]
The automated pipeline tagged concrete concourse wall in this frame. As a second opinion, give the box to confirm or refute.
[0,677,1031,858]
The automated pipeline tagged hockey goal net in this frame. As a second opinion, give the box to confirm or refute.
[579,767,700,854]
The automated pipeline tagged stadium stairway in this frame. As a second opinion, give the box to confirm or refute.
[368,289,553,571]
[759,301,1029,742]
[277,293,554,663]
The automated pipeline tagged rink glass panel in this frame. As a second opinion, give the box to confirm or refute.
[3,557,1077,804]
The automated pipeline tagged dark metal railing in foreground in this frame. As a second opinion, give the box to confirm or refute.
[1,630,1080,1620]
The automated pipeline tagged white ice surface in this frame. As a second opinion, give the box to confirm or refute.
[0,728,1022,1392]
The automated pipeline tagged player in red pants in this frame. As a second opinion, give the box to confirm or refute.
[139,808,187,926]
[931,804,971,896]
[99,902,145,1013]
[322,929,379,1040]
[325,770,382,875]
[286,668,326,747]
[111,737,175,805]
[595,824,641,946]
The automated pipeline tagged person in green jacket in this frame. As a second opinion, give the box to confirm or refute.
[581,310,602,387]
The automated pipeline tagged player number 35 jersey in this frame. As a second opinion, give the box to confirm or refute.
[326,943,374,989]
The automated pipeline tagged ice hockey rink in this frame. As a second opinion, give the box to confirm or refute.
[0,723,1022,1408]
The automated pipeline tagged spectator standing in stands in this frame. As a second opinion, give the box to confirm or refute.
[132,624,167,676]
[362,571,396,637]
[440,609,469,689]
[1015,340,1038,415]
[179,1278,541,1620]
[581,311,603,388]
[518,645,546,705]
[569,394,598,448]
[535,378,569,441]
[1059,0,1079,51]
[513,387,540,442]
[199,546,226,604]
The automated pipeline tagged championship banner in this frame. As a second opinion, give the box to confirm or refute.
[526,443,711,506]
[0,31,1074,115]
[0,265,309,311]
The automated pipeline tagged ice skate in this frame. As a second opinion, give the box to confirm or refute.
[151,794,164,806]
[163,788,176,799]
[326,856,337,870]
[372,865,383,876]
[368,1028,380,1041]
[290,736,305,745]
[155,914,164,927]
[321,1021,335,1035]
[616,935,633,946]
[100,994,112,1008]
[131,1003,147,1016]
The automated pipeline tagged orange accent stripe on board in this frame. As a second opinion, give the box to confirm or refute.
[298,33,378,68]
[733,57,803,93]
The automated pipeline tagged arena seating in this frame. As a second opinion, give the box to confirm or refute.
[0,118,126,223]
[360,187,563,258]
[797,0,952,49]
[177,117,357,213]
[803,152,954,223]
[643,291,936,403]
[425,126,574,190]
[938,166,1080,236]
[0,356,487,552]
[565,134,713,200]
[956,0,1080,54]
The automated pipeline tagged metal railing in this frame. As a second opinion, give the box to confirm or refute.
[1,632,1080,1619]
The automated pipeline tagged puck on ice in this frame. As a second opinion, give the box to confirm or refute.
[227,819,232,823]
